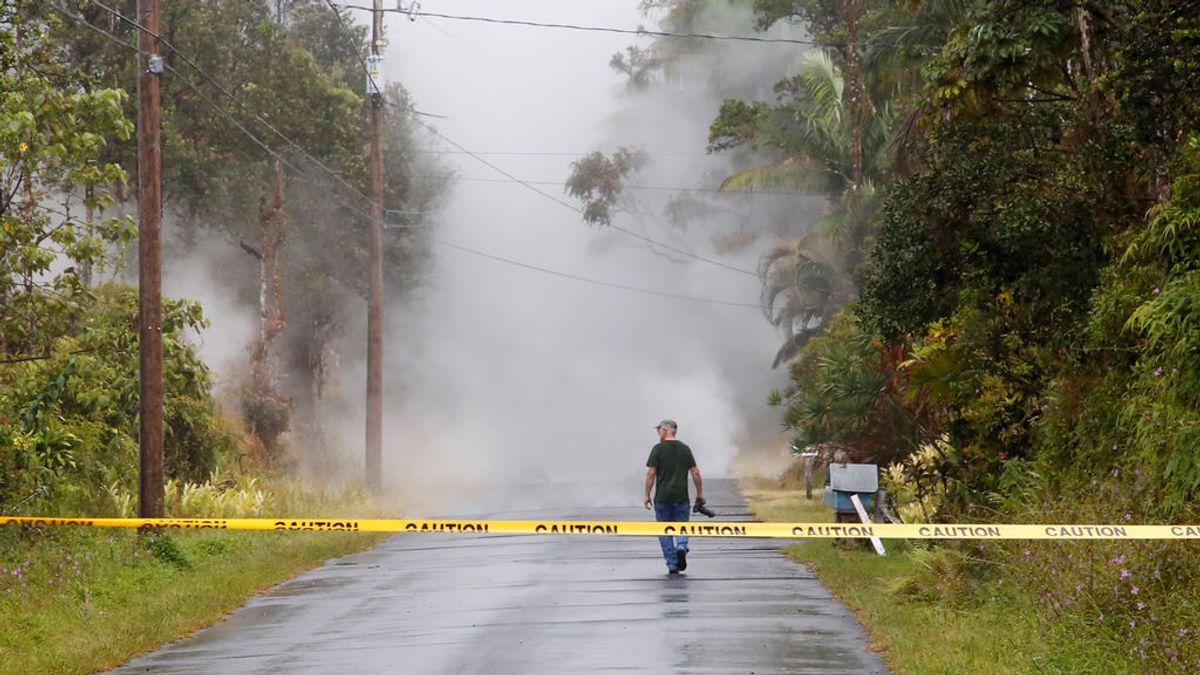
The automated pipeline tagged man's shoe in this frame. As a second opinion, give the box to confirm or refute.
[668,568,680,575]
[676,548,688,572]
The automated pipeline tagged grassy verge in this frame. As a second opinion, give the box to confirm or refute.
[741,480,1047,674]
[0,505,387,674]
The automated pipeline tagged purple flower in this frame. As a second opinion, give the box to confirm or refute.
[1023,549,1032,558]
[1179,628,1189,637]
[1154,367,1164,377]
[1121,569,1131,579]
[1130,619,1137,628]
[1153,287,1160,295]
[1099,613,1105,621]
[1131,585,1140,595]
[1111,554,1126,565]
[1137,601,1145,610]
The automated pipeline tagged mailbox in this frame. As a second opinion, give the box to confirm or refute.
[825,463,878,515]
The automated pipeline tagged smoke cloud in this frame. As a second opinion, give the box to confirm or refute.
[310,0,820,511]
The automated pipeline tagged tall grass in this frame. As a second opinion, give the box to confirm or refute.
[0,477,388,674]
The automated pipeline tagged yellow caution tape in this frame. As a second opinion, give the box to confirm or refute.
[3,517,1200,539]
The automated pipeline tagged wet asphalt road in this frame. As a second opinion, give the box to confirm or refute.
[114,479,888,674]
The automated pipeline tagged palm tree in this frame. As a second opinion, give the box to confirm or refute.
[709,48,892,366]
[759,233,857,368]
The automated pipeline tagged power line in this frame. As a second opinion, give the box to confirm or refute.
[411,119,758,277]
[47,0,141,52]
[49,2,761,310]
[439,174,808,197]
[335,5,827,46]
[410,150,707,157]
[429,237,759,309]
[322,0,381,98]
[322,1,759,277]
[53,3,406,233]
[91,0,368,204]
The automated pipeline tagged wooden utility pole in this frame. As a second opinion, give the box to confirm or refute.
[137,0,165,518]
[366,0,385,491]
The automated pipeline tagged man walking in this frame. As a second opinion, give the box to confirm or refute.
[644,419,704,575]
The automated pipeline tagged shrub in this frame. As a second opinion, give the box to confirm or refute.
[0,284,236,514]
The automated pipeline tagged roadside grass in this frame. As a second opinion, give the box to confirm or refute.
[0,484,388,674]
[742,481,1050,675]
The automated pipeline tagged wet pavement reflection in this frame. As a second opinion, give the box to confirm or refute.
[114,479,888,674]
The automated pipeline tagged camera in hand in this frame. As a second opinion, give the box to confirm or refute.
[692,497,716,518]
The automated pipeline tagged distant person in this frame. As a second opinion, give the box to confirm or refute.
[644,419,704,575]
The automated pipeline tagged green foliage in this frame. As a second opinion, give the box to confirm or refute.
[861,108,1112,339]
[882,436,959,523]
[0,513,384,673]
[708,44,893,365]
[1,5,134,360]
[772,313,932,464]
[1002,475,1200,669]
[51,1,450,459]
[751,0,856,36]
[1109,2,1200,164]
[890,545,983,605]
[751,0,1200,517]
[919,0,1076,108]
[774,314,883,447]
[709,48,892,202]
[0,285,235,514]
[145,534,191,571]
[1107,146,1200,510]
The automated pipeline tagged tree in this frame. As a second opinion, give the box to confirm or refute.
[708,46,892,364]
[1,4,133,362]
[53,2,449,462]
[757,234,854,367]
[565,148,649,226]
[0,5,228,511]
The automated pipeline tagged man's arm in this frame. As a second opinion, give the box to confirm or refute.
[644,467,656,509]
[690,466,704,502]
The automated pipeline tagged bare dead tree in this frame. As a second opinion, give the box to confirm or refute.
[240,159,291,461]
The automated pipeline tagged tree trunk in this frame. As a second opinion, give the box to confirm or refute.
[845,0,864,199]
[251,159,286,397]
[308,319,328,459]
[81,184,94,287]
[1155,153,1172,204]
[1076,6,1097,88]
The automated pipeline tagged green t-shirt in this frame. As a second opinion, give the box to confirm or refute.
[646,440,696,503]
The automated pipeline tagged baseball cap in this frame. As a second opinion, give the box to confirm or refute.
[655,419,678,431]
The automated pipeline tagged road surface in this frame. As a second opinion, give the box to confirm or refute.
[115,479,888,674]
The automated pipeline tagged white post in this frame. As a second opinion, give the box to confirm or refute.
[849,493,886,557]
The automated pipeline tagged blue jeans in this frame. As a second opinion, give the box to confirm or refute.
[653,501,690,570]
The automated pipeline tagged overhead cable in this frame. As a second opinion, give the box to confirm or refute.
[91,0,368,203]
[47,2,761,310]
[411,119,758,277]
[322,1,759,278]
[439,174,807,197]
[430,237,759,308]
[335,5,827,46]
